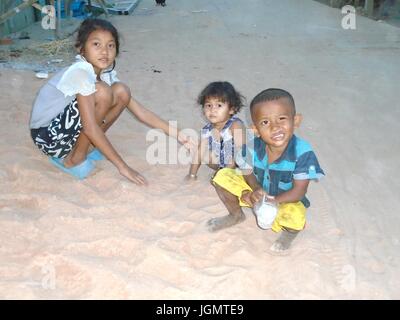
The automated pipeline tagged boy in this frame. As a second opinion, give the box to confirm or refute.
[209,88,325,254]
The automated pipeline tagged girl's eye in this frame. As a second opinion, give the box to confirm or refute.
[261,120,269,126]
[93,42,100,47]
[108,43,115,49]
[204,104,211,109]
[217,104,222,108]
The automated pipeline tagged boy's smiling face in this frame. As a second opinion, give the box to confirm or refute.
[251,98,302,153]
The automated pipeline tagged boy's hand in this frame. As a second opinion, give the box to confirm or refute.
[249,188,266,205]
[240,190,253,206]
[119,165,148,186]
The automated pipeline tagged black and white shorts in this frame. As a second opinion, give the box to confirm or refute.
[31,99,82,159]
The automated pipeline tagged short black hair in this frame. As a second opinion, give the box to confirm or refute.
[197,81,245,114]
[250,88,296,115]
[75,18,120,55]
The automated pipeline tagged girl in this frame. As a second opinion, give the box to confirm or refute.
[30,18,190,185]
[185,81,246,179]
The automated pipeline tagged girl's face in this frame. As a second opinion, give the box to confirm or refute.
[80,29,117,75]
[203,97,235,128]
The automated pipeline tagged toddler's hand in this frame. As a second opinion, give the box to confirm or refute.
[119,166,148,186]
[178,131,197,152]
[184,174,197,183]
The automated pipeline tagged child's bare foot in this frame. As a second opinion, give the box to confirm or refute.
[207,212,245,232]
[269,229,299,255]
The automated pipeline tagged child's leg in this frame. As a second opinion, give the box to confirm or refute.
[269,202,306,254]
[207,184,245,232]
[100,83,131,132]
[207,163,219,170]
[64,82,130,167]
[270,227,300,253]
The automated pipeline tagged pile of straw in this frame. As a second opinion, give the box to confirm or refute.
[27,38,74,56]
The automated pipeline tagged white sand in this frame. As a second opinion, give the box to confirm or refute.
[0,0,399,299]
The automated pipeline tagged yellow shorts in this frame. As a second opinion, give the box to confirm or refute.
[212,168,306,232]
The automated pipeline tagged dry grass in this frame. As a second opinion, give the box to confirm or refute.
[26,38,74,56]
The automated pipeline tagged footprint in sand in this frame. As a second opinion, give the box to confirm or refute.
[307,186,356,294]
[3,165,19,182]
[200,265,238,277]
[186,197,221,213]
[65,237,146,265]
[0,194,44,222]
[149,199,176,219]
[170,221,197,236]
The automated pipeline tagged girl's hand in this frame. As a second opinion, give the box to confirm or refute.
[119,165,148,185]
[177,131,197,152]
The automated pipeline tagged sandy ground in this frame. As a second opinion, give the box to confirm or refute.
[0,0,399,299]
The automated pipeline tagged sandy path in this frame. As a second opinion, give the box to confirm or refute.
[0,0,399,299]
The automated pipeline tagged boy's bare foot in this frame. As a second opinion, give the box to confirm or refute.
[207,212,245,232]
[269,229,299,255]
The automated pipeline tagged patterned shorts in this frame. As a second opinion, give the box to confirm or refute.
[31,99,82,159]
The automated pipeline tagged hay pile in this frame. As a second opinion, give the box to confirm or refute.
[26,37,74,56]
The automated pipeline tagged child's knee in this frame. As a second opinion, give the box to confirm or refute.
[95,82,113,106]
[112,82,131,106]
[214,183,235,199]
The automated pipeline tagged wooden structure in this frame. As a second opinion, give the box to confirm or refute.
[0,0,110,38]
[0,0,37,37]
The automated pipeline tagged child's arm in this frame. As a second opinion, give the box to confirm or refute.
[272,179,310,205]
[241,173,264,205]
[127,97,192,148]
[229,120,246,168]
[185,138,207,180]
[77,94,147,185]
[241,176,310,206]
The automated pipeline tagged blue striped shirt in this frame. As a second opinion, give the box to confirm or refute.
[250,135,324,208]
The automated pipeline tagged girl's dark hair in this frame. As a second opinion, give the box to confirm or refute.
[197,81,245,114]
[75,18,120,70]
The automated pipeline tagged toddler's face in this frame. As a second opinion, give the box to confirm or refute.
[81,29,117,75]
[252,99,300,150]
[203,97,234,127]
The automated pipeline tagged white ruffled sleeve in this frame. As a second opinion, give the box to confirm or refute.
[100,69,119,86]
[56,61,97,97]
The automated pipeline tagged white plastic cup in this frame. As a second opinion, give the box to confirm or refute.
[35,71,48,79]
[253,194,278,229]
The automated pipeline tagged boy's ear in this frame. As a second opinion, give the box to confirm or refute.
[294,113,302,128]
[251,124,260,137]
